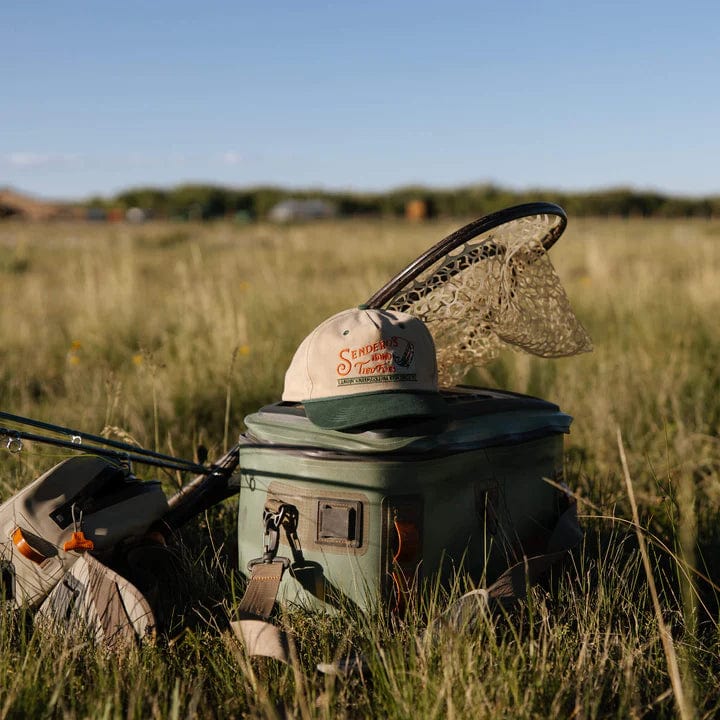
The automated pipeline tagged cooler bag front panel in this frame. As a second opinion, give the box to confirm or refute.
[237,450,390,610]
[237,440,565,611]
[236,387,572,612]
[262,481,371,558]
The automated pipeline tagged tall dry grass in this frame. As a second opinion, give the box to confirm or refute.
[1,216,719,718]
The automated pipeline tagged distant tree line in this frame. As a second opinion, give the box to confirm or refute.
[87,183,720,221]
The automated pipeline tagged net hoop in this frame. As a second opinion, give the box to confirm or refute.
[366,202,567,310]
[364,202,591,383]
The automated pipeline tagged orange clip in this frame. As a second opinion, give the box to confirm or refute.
[63,531,94,552]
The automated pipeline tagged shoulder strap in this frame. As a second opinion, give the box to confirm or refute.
[230,560,291,663]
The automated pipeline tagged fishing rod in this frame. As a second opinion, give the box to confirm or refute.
[0,424,210,475]
[0,410,204,472]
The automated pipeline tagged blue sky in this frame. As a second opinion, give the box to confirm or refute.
[2,1,718,200]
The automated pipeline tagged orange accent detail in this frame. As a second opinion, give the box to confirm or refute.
[393,519,420,563]
[63,531,94,552]
[12,528,47,564]
[390,518,421,614]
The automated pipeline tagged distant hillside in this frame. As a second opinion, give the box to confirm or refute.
[0,188,82,221]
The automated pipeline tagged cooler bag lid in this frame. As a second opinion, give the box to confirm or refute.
[242,386,572,455]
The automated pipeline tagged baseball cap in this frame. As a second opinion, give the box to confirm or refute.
[282,306,448,430]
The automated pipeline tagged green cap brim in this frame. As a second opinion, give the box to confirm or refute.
[303,390,448,431]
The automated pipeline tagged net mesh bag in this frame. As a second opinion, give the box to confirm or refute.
[385,213,593,384]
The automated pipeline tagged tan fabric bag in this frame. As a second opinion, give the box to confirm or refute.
[36,553,156,652]
[0,455,168,608]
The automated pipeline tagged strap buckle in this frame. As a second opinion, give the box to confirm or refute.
[247,556,290,572]
[247,503,297,572]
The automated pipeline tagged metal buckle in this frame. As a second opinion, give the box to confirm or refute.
[247,556,290,572]
[5,434,22,454]
[247,503,297,572]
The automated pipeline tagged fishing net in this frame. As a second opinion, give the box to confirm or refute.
[383,212,593,384]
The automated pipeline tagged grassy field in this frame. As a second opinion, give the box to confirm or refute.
[1,216,720,718]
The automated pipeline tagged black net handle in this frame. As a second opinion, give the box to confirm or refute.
[365,201,567,310]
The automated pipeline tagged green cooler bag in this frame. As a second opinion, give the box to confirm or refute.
[235,386,573,613]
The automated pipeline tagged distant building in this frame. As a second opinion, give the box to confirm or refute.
[86,207,107,222]
[405,199,427,222]
[268,198,337,223]
[125,207,146,224]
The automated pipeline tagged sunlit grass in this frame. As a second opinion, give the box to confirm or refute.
[1,216,720,717]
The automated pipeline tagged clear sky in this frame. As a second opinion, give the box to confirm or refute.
[2,0,718,200]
